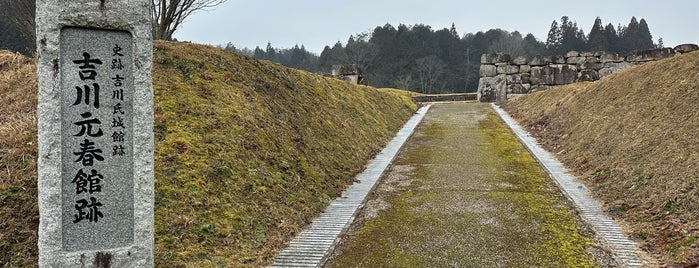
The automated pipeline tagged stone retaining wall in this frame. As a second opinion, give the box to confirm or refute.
[477,44,699,103]
[412,93,477,103]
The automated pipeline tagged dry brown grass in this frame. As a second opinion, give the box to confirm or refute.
[503,51,699,266]
[0,50,39,266]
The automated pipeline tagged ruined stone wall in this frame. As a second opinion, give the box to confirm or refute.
[477,44,699,103]
[331,64,366,85]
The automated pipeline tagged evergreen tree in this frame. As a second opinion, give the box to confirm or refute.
[318,41,346,69]
[265,42,277,60]
[637,18,654,50]
[559,16,586,52]
[546,20,561,53]
[620,17,639,53]
[224,42,236,52]
[449,23,458,38]
[253,46,265,59]
[604,23,620,53]
[318,45,333,67]
[656,37,664,48]
[522,33,546,57]
[587,17,607,51]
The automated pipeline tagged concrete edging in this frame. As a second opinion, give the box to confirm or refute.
[492,104,651,267]
[269,105,431,268]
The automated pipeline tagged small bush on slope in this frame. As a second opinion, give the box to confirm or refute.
[503,51,699,266]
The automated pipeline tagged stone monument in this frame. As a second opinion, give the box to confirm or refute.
[36,0,154,267]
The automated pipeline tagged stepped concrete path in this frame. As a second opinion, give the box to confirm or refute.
[273,102,650,267]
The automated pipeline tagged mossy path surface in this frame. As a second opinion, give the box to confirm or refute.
[325,102,600,267]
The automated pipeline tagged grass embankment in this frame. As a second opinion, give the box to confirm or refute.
[0,42,417,267]
[503,51,699,266]
[327,103,602,267]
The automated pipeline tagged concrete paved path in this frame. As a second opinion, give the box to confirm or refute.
[270,106,430,267]
[271,102,651,267]
[324,102,617,267]
[493,104,650,267]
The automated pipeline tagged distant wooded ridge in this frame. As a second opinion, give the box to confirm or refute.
[224,16,661,94]
[0,14,661,94]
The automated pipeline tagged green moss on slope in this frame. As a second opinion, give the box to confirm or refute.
[151,41,416,267]
[0,43,416,267]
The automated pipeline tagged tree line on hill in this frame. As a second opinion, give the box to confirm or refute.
[227,16,661,93]
[0,7,660,93]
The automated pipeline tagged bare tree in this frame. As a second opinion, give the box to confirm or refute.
[0,0,36,43]
[151,0,227,40]
[394,75,414,91]
[415,56,446,94]
[489,32,524,56]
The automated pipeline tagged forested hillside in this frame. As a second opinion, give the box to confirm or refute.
[1,9,662,94]
[233,16,660,94]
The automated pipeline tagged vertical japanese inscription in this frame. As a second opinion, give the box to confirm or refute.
[60,28,134,251]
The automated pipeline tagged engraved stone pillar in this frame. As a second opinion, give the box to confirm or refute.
[36,0,153,267]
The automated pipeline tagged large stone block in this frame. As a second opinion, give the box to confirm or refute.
[599,68,615,78]
[565,51,580,57]
[567,57,586,65]
[674,43,699,54]
[603,62,633,69]
[580,62,604,70]
[530,66,554,85]
[482,53,511,64]
[600,52,624,63]
[585,56,600,63]
[497,54,512,63]
[332,64,362,76]
[506,74,522,84]
[519,64,531,73]
[626,48,675,62]
[511,56,528,65]
[507,84,528,94]
[552,64,577,85]
[578,69,599,82]
[599,62,632,78]
[480,64,497,77]
[529,55,551,66]
[497,65,519,74]
[521,73,531,84]
[580,51,595,57]
[477,74,506,103]
[552,55,566,64]
[506,65,520,74]
[481,54,497,64]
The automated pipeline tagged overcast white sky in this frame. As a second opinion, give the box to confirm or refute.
[174,0,699,54]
